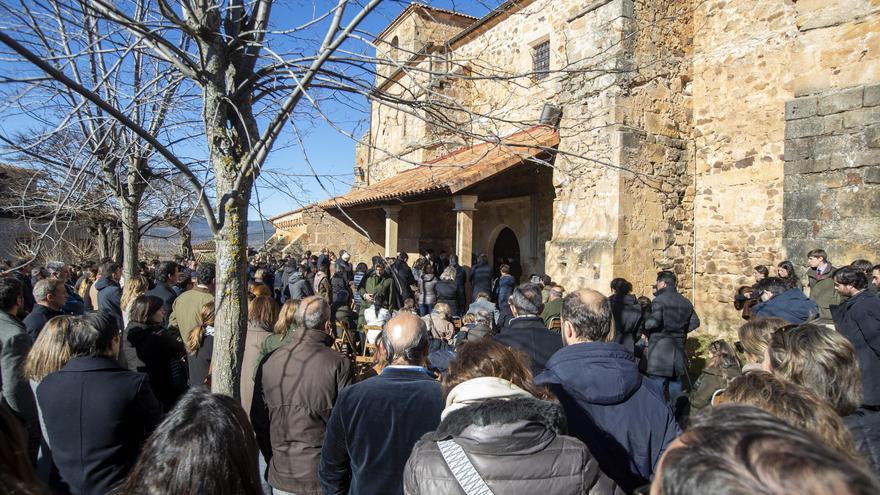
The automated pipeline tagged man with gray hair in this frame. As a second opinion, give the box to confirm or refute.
[494,283,562,376]
[320,312,443,495]
[23,278,66,341]
[251,295,353,495]
[535,289,680,492]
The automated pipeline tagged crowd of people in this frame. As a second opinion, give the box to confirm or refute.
[0,246,879,495]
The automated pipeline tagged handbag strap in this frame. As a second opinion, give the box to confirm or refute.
[437,439,495,495]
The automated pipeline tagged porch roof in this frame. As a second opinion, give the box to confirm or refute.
[316,125,559,210]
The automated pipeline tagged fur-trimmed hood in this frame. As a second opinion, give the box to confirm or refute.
[430,396,568,441]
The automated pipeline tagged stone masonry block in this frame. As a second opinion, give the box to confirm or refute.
[867,124,880,148]
[836,187,880,218]
[813,134,855,158]
[785,117,825,139]
[784,190,821,219]
[783,220,812,240]
[783,137,814,161]
[785,96,818,120]
[865,84,880,107]
[784,159,815,175]
[818,87,864,116]
[865,167,880,184]
[843,106,880,129]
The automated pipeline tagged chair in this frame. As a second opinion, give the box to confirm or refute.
[362,325,384,357]
[548,317,562,332]
[333,321,358,356]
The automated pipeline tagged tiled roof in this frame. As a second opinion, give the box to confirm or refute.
[316,125,559,210]
[192,240,215,252]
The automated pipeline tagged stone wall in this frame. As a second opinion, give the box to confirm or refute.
[783,83,880,264]
[690,0,880,334]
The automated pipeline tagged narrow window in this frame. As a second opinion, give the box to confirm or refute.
[533,41,550,80]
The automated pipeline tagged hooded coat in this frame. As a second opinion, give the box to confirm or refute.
[288,271,314,301]
[404,391,622,495]
[752,288,820,324]
[535,342,681,493]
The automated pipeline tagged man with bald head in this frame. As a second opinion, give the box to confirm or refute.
[535,289,680,493]
[320,313,443,495]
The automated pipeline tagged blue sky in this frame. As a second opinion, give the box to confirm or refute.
[254,0,496,220]
[0,1,498,222]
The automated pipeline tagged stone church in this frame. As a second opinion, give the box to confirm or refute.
[270,0,880,333]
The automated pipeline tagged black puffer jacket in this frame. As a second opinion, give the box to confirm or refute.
[403,397,621,495]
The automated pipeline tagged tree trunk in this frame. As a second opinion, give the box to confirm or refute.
[120,202,140,283]
[179,225,193,260]
[210,176,251,397]
[110,225,123,265]
[94,224,109,260]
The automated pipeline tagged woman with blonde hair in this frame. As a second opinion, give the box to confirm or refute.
[187,302,215,387]
[23,315,74,484]
[240,295,279,413]
[721,371,863,464]
[256,298,300,366]
[77,266,98,312]
[120,275,149,328]
[737,316,787,373]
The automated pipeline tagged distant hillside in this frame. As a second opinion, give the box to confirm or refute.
[144,218,275,248]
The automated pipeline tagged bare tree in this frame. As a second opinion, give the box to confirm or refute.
[0,0,382,395]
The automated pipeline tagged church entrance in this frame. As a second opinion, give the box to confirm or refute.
[492,227,522,282]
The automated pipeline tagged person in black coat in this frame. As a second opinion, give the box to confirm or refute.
[319,313,443,495]
[609,278,644,353]
[145,261,179,326]
[470,254,492,303]
[831,266,880,407]
[125,295,189,411]
[95,261,124,331]
[23,279,65,341]
[434,267,459,318]
[494,283,562,376]
[392,253,415,300]
[37,312,162,495]
[643,271,700,406]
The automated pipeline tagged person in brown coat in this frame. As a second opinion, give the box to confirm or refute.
[251,296,353,495]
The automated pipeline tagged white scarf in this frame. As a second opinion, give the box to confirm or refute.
[204,325,215,337]
[441,376,534,420]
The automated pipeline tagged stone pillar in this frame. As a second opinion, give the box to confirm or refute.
[383,206,401,259]
[453,195,478,266]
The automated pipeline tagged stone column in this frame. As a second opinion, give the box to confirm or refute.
[453,195,478,266]
[383,206,401,259]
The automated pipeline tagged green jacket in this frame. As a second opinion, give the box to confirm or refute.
[807,265,840,320]
[170,287,214,341]
[541,297,563,327]
[357,272,394,312]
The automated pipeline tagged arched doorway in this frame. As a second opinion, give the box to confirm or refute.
[492,227,522,282]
